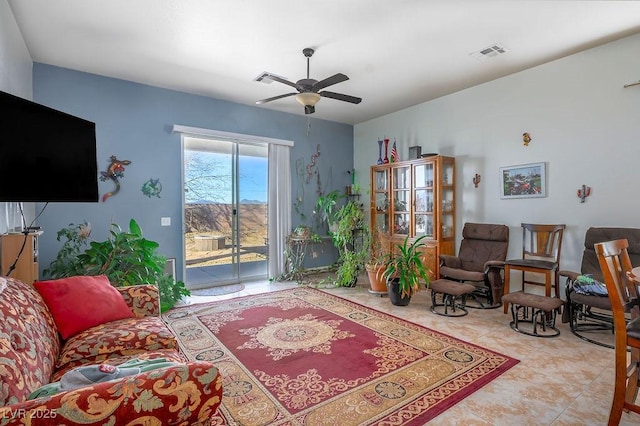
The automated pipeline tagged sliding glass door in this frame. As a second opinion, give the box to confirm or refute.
[183,136,268,288]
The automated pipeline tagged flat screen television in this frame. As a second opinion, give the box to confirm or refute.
[0,90,99,202]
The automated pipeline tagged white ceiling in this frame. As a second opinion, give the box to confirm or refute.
[8,1,640,125]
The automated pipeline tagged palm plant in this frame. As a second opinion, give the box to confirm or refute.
[380,235,430,301]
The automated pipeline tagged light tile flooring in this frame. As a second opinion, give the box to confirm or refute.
[177,277,640,426]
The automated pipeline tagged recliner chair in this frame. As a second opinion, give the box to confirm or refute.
[439,222,510,308]
[561,227,640,348]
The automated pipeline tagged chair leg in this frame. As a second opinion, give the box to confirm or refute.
[503,266,511,315]
[626,347,640,406]
[610,344,629,425]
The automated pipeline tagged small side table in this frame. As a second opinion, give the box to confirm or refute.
[278,234,330,282]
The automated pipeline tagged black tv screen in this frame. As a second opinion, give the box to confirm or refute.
[0,90,99,202]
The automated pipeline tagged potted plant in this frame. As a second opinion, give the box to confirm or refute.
[331,199,369,287]
[365,225,387,294]
[380,235,430,305]
[314,190,344,234]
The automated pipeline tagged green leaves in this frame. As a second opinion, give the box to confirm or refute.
[44,218,190,312]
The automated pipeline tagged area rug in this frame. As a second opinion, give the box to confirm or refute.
[163,288,519,425]
[190,283,245,296]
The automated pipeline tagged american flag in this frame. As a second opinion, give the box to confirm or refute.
[391,140,399,162]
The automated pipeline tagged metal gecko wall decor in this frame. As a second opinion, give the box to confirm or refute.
[305,144,321,183]
[99,155,132,202]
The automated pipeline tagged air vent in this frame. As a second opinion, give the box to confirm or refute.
[470,43,509,61]
[253,71,288,84]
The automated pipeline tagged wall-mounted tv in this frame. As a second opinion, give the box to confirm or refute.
[0,90,99,202]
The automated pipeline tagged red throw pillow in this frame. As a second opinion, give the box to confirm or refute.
[34,275,135,339]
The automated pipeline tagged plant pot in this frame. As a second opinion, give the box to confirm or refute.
[366,263,387,294]
[387,278,411,306]
[293,225,311,239]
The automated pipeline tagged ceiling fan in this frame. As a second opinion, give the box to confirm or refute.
[255,48,362,114]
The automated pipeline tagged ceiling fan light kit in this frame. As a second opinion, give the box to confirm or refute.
[295,92,321,105]
[255,48,361,115]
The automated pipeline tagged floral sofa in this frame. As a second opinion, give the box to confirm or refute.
[0,275,222,425]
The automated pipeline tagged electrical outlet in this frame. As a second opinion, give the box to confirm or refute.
[161,217,171,227]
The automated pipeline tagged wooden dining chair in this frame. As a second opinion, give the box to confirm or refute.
[594,239,640,425]
[503,223,566,314]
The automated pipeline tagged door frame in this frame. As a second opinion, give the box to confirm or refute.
[173,125,293,287]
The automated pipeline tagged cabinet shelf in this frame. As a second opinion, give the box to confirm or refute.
[1,232,41,284]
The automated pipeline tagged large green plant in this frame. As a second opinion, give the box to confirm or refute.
[331,200,370,287]
[314,190,344,230]
[44,219,190,312]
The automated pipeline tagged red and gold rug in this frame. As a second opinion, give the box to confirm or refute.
[163,288,518,425]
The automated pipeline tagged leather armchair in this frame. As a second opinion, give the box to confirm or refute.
[439,222,509,308]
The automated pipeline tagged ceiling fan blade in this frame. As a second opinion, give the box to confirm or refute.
[319,90,362,104]
[256,92,297,104]
[261,73,301,90]
[312,73,349,91]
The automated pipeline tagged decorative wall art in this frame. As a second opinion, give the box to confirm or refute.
[499,162,546,199]
[577,185,591,203]
[99,155,132,202]
[522,132,532,146]
[294,157,307,222]
[473,173,481,188]
[305,144,321,183]
[141,178,162,198]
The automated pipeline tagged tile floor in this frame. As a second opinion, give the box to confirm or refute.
[177,277,640,425]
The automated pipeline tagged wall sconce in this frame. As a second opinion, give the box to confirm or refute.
[522,132,532,146]
[577,185,591,203]
[473,173,481,188]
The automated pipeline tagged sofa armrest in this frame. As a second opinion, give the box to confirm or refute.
[439,254,461,268]
[117,284,160,317]
[0,361,222,426]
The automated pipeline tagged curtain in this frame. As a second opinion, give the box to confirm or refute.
[268,144,291,278]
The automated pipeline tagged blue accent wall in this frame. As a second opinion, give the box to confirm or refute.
[33,64,353,280]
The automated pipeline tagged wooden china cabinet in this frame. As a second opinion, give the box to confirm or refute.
[370,155,455,280]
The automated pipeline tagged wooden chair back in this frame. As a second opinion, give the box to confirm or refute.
[521,223,565,263]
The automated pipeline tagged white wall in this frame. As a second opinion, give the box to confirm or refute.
[354,33,640,281]
[0,2,35,232]
[0,2,31,98]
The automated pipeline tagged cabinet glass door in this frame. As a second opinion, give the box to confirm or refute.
[373,169,390,234]
[392,166,411,235]
[440,159,455,239]
[414,162,435,238]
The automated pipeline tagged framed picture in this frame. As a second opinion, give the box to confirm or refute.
[499,162,546,199]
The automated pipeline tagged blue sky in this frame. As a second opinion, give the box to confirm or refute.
[184,151,267,204]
